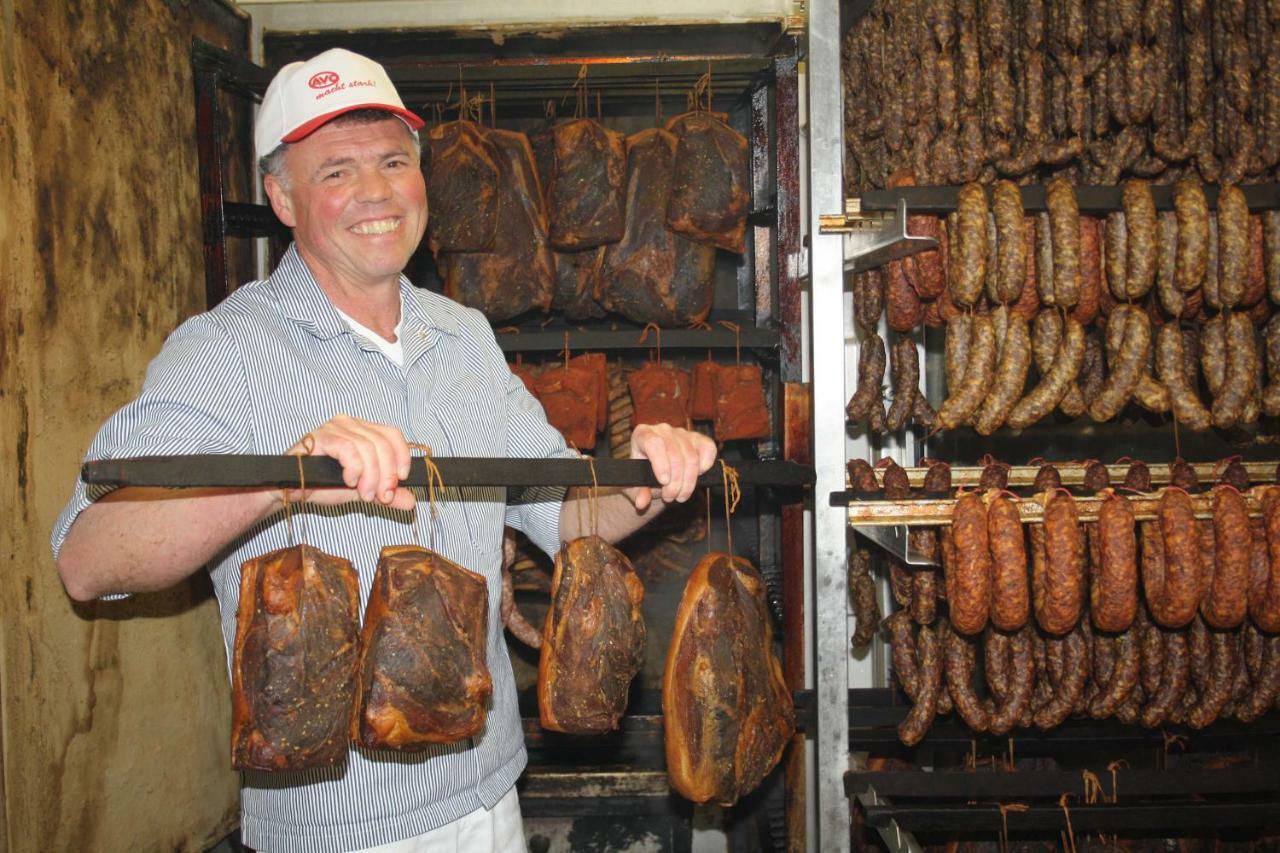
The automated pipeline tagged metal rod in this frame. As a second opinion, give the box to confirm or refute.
[844,487,1271,526]
[494,327,780,354]
[851,182,1280,216]
[836,461,1277,491]
[862,802,1279,833]
[81,455,813,490]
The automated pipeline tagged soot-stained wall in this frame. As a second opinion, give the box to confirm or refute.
[0,0,251,848]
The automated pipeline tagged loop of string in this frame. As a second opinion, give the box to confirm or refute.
[992,802,1029,853]
[717,319,742,364]
[284,433,315,548]
[406,443,443,550]
[720,460,741,558]
[560,65,589,117]
[1059,793,1078,853]
[587,454,599,536]
[1106,759,1127,803]
[638,322,663,365]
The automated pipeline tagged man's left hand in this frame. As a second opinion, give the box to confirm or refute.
[625,423,718,512]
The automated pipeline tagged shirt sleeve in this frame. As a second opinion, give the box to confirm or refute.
[500,365,579,561]
[50,313,255,565]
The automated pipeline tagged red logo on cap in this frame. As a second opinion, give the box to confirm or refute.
[308,71,340,89]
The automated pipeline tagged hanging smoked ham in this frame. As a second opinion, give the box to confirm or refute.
[546,118,626,250]
[570,352,609,433]
[353,545,493,749]
[663,552,794,805]
[426,120,500,255]
[231,544,361,771]
[628,361,692,429]
[538,535,646,733]
[442,128,555,322]
[712,365,770,442]
[535,362,599,450]
[509,359,539,397]
[599,128,716,325]
[665,111,750,254]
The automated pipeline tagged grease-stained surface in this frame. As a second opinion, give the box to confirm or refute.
[0,0,250,848]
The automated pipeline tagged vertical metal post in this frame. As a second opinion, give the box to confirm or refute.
[193,67,229,309]
[807,0,851,849]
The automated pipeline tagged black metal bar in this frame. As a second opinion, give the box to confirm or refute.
[224,202,287,240]
[847,768,1280,800]
[495,327,779,354]
[81,455,814,490]
[862,802,1279,833]
[192,38,272,99]
[859,183,1280,214]
[193,65,229,310]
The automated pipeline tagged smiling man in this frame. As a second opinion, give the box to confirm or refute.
[52,49,715,853]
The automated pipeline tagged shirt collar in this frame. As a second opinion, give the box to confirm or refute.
[270,243,459,340]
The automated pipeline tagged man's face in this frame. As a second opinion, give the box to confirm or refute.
[264,117,427,291]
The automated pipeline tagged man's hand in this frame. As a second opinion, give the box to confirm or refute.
[624,423,718,512]
[285,414,416,512]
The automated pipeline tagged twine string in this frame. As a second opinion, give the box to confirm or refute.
[407,443,444,550]
[586,454,600,536]
[637,322,663,365]
[717,319,742,364]
[1106,759,1128,803]
[1059,794,1077,853]
[284,433,315,548]
[720,460,741,558]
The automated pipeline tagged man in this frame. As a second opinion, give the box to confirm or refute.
[52,48,716,853]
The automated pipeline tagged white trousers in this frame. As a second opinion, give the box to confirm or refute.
[352,787,527,853]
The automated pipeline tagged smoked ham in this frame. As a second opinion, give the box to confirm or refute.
[663,552,794,806]
[547,118,627,250]
[353,546,492,749]
[712,365,770,442]
[599,128,716,325]
[553,248,607,320]
[231,545,361,771]
[665,111,751,254]
[442,128,555,322]
[628,362,692,429]
[426,120,500,255]
[538,536,646,733]
[534,363,599,451]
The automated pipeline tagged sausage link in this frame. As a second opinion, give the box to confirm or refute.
[1243,215,1266,308]
[1077,328,1106,408]
[1093,491,1138,632]
[1034,625,1089,729]
[1259,488,1280,632]
[1139,607,1164,698]
[922,459,952,494]
[886,258,924,333]
[1083,460,1111,492]
[947,492,993,635]
[886,335,921,432]
[979,458,1010,491]
[847,458,878,493]
[1263,314,1280,417]
[1203,487,1251,629]
[911,568,939,626]
[890,557,914,608]
[1156,211,1185,317]
[1088,307,1149,422]
[1090,626,1140,718]
[1105,211,1128,301]
[1033,464,1062,491]
[944,315,973,394]
[889,609,921,700]
[1201,314,1227,397]
[853,268,885,332]
[1140,627,1189,728]
[847,332,887,424]
[1035,212,1056,305]
[1236,630,1280,722]
[1149,489,1204,629]
[1203,216,1222,311]
[988,627,1035,735]
[1123,460,1153,492]
[992,181,1027,304]
[945,625,990,732]
[952,183,988,306]
[1157,322,1213,432]
[850,549,882,649]
[1046,179,1082,308]
[984,627,1010,704]
[1187,622,1239,729]
[1174,180,1210,292]
[937,314,998,430]
[898,621,942,745]
[1086,628,1116,709]
[1008,315,1086,429]
[974,315,1032,435]
[1073,216,1103,325]
[1123,179,1158,299]
[988,492,1029,631]
[1035,491,1086,636]
[1212,312,1257,429]
[1217,185,1250,309]
[1031,310,1084,418]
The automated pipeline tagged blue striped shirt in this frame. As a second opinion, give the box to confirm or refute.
[51,245,575,853]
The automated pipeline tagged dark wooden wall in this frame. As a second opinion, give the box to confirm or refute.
[0,1,252,848]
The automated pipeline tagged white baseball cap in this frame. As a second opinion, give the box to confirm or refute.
[255,48,424,160]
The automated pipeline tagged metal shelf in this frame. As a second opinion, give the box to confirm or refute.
[835,460,1277,492]
[496,326,780,355]
[81,454,813,491]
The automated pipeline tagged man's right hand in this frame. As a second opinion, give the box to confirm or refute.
[284,414,416,512]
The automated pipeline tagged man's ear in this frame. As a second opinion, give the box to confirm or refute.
[264,175,297,228]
